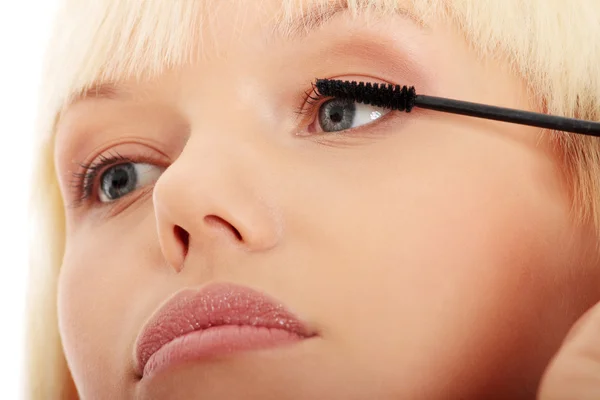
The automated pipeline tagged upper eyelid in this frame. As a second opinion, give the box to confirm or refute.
[73,150,129,187]
[54,102,185,174]
[287,21,434,93]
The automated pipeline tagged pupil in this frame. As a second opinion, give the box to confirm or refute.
[112,169,129,188]
[329,107,344,123]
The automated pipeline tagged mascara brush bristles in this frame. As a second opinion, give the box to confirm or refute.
[315,79,600,136]
[315,79,416,111]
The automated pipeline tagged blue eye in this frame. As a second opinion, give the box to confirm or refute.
[317,98,390,133]
[99,162,163,203]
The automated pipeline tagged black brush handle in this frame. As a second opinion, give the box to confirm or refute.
[415,95,600,136]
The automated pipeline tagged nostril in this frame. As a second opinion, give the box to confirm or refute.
[232,226,242,241]
[204,215,243,241]
[173,225,190,257]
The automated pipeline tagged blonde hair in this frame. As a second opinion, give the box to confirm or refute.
[25,0,600,398]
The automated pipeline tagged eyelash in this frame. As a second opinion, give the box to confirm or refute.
[296,82,326,117]
[69,150,141,208]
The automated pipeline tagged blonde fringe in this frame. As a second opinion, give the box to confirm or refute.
[25,0,600,398]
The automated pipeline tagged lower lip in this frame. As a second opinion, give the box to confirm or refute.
[143,325,304,378]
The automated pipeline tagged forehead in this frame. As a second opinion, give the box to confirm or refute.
[60,0,420,106]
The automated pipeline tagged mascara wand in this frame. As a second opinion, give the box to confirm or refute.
[315,79,600,137]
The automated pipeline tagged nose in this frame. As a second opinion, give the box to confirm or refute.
[153,137,281,273]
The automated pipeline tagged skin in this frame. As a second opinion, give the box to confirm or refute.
[538,302,600,399]
[54,1,600,398]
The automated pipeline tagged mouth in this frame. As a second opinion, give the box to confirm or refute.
[134,282,316,379]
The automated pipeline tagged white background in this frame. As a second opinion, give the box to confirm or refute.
[0,2,59,398]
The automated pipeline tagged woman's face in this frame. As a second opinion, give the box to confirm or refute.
[54,1,599,398]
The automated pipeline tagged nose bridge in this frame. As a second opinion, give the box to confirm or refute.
[181,86,271,193]
[173,130,259,209]
[176,66,275,206]
[182,66,274,143]
[179,71,280,201]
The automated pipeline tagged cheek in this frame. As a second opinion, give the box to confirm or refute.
[58,248,118,392]
[57,219,162,394]
[289,126,587,394]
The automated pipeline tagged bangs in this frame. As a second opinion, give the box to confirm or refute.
[48,1,207,108]
[48,0,600,117]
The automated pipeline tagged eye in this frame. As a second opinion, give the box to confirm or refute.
[99,162,163,203]
[317,98,391,133]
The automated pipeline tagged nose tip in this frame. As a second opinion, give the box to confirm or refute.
[153,169,281,273]
[159,213,277,273]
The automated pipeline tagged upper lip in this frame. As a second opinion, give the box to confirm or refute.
[134,282,314,376]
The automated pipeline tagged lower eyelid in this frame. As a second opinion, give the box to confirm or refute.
[101,186,156,219]
[299,110,402,144]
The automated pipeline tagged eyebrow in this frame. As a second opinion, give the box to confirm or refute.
[69,82,129,105]
[278,1,422,40]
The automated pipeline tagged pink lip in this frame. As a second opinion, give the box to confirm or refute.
[134,283,315,378]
